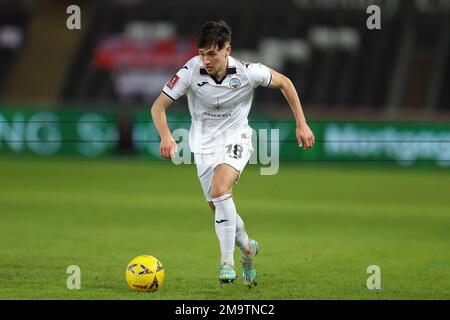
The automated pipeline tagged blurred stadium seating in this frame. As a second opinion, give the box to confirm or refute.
[0,0,30,97]
[0,0,448,116]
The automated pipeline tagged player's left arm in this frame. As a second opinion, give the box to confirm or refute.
[267,70,315,150]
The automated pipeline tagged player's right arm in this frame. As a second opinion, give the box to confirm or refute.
[151,93,177,160]
[151,62,192,160]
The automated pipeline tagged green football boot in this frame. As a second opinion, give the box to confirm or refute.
[218,264,237,284]
[242,239,259,288]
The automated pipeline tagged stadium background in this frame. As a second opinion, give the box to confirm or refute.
[0,0,449,299]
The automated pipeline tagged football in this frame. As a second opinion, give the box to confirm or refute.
[125,255,165,292]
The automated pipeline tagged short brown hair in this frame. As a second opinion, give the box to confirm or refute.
[197,20,232,50]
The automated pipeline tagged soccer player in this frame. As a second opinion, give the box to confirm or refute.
[151,20,315,287]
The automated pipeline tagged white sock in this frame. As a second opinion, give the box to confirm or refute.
[235,213,250,256]
[212,194,237,267]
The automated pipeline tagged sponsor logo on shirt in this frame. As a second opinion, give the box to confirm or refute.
[203,111,232,118]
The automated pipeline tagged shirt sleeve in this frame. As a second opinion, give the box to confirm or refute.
[246,63,272,88]
[162,66,191,101]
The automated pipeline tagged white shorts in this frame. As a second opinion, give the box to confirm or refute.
[194,131,254,202]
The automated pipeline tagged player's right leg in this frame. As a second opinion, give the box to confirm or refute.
[210,164,240,284]
[208,202,252,257]
[195,155,239,284]
[209,202,258,286]
[209,134,257,286]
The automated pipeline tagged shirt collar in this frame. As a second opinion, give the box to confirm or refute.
[199,56,237,84]
[199,56,237,75]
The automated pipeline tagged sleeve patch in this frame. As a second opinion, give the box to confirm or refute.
[167,74,180,89]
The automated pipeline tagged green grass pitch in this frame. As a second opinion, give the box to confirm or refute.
[0,156,449,299]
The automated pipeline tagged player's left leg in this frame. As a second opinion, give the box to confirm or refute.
[242,239,259,288]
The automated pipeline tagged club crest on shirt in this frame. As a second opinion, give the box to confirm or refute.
[229,78,241,89]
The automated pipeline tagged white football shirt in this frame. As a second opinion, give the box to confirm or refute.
[162,55,272,153]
